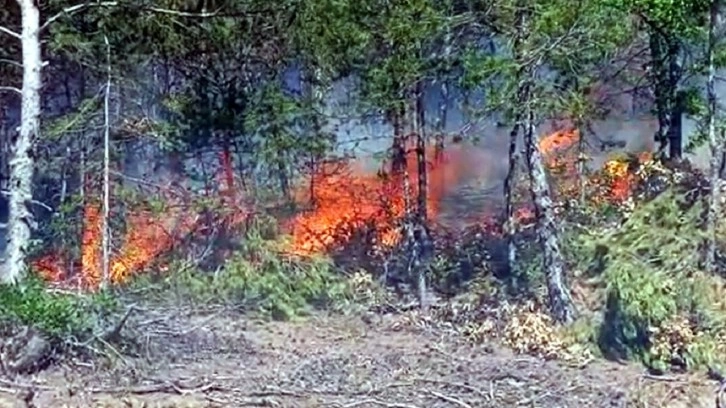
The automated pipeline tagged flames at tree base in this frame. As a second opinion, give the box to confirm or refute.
[31,129,653,291]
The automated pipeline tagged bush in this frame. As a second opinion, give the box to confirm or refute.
[140,223,353,320]
[571,189,725,371]
[0,274,119,342]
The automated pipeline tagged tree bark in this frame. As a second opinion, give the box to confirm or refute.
[101,34,111,289]
[706,0,721,274]
[523,108,577,324]
[649,28,683,159]
[503,118,520,271]
[412,83,431,311]
[516,2,577,324]
[2,0,41,284]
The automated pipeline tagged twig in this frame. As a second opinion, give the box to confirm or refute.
[642,373,685,383]
[0,26,20,39]
[101,304,138,342]
[332,399,420,408]
[424,390,473,408]
[410,378,487,398]
[0,86,21,96]
[0,191,52,211]
[0,379,53,391]
[90,380,223,395]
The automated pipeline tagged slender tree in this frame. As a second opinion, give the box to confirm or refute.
[0,0,41,284]
[706,0,721,274]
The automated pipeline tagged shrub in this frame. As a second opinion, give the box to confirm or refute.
[571,188,725,371]
[0,274,119,342]
[143,222,352,320]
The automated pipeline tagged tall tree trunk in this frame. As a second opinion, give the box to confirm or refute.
[435,23,452,162]
[2,0,40,284]
[413,82,431,311]
[706,0,721,274]
[390,106,407,175]
[523,109,577,324]
[516,2,577,324]
[649,29,683,159]
[101,34,111,289]
[503,119,520,271]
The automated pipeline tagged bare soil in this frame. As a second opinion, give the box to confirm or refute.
[0,306,720,408]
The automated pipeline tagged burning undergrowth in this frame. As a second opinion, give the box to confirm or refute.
[30,127,658,299]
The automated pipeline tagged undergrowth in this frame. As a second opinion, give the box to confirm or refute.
[132,220,354,320]
[565,188,726,372]
[0,274,119,343]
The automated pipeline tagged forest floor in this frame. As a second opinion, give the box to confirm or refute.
[0,304,720,408]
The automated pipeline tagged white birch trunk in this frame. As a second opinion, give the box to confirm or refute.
[2,0,41,284]
[706,0,721,274]
[101,35,111,289]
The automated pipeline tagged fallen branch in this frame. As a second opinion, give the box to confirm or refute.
[424,390,473,408]
[0,26,20,39]
[328,399,420,408]
[91,380,223,395]
[410,377,488,398]
[101,304,138,342]
[0,86,21,96]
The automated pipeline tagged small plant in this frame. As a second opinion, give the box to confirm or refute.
[146,219,353,320]
[0,274,119,342]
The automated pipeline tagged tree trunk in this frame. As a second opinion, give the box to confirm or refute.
[2,0,41,285]
[389,106,407,175]
[706,0,721,274]
[523,109,578,324]
[435,24,452,162]
[101,34,111,289]
[515,2,577,324]
[503,118,520,271]
[649,29,683,159]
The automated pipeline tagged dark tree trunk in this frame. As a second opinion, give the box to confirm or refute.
[415,83,427,222]
[390,106,407,175]
[503,118,520,271]
[649,29,683,159]
[435,80,448,162]
[413,83,431,311]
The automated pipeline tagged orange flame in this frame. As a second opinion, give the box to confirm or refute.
[285,141,471,256]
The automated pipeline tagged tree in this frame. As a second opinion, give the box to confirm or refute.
[705,0,721,273]
[0,0,42,284]
[513,1,577,324]
[608,0,710,159]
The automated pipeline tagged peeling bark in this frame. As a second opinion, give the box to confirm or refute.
[2,0,41,284]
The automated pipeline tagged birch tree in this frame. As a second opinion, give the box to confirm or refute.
[706,0,721,274]
[0,0,42,284]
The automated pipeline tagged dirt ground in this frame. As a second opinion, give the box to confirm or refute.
[0,306,721,408]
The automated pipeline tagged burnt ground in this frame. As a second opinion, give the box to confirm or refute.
[0,306,720,408]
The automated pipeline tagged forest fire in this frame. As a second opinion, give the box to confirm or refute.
[32,127,647,289]
[285,144,475,256]
[34,193,200,289]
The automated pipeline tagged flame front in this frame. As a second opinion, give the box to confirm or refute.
[286,144,469,256]
[33,128,651,288]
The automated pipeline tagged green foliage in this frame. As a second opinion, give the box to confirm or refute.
[136,218,352,320]
[570,189,724,369]
[0,275,119,341]
[604,0,709,38]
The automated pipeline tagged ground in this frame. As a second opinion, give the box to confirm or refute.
[0,306,720,408]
